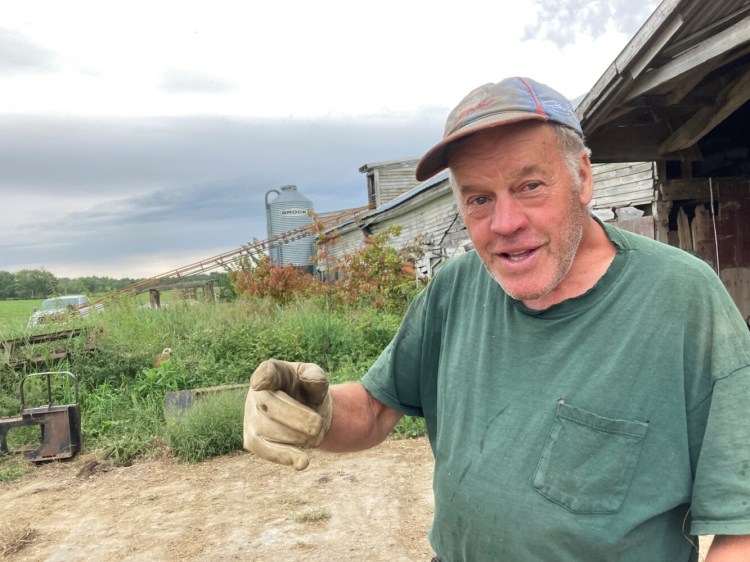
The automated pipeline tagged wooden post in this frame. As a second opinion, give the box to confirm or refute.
[149,289,161,309]
[203,282,216,302]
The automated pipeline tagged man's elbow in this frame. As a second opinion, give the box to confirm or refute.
[705,534,750,561]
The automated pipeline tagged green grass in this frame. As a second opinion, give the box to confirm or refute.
[292,509,332,524]
[0,455,29,483]
[0,299,38,335]
[393,416,428,439]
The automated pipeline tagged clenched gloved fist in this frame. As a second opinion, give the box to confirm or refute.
[243,359,332,470]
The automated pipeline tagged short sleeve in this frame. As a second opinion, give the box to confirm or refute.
[360,288,429,417]
[690,366,750,535]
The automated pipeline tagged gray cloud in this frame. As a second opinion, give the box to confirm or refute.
[160,69,236,93]
[0,111,443,195]
[524,0,660,47]
[0,110,445,275]
[0,27,57,74]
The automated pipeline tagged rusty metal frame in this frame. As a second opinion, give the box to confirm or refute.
[0,371,82,462]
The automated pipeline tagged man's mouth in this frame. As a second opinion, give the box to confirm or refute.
[497,247,539,265]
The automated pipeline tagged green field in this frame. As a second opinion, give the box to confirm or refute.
[0,293,175,337]
[0,299,39,335]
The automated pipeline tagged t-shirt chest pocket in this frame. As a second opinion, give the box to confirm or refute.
[532,401,649,514]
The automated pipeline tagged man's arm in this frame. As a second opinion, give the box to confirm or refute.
[706,535,750,561]
[320,382,403,453]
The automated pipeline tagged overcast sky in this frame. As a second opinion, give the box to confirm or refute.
[1,0,660,279]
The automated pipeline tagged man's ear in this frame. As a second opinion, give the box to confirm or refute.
[577,151,594,206]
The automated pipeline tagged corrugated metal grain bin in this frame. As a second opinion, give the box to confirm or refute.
[265,185,315,268]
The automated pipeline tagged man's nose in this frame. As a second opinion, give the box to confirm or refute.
[490,196,528,235]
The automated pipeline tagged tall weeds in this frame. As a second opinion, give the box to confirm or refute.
[0,294,419,466]
[0,286,426,466]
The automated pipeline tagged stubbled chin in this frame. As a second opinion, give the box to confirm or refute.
[480,256,554,302]
[495,278,551,302]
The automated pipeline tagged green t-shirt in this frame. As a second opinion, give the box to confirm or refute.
[362,222,750,561]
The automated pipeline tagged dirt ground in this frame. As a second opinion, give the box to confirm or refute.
[0,438,436,562]
[1,437,715,561]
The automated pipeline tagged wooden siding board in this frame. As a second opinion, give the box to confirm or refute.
[373,163,421,206]
[593,179,656,198]
[591,161,656,209]
[592,162,653,182]
[371,193,459,249]
[319,180,458,269]
[592,188,655,208]
[593,169,654,187]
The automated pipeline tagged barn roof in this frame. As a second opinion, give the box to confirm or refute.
[577,0,750,163]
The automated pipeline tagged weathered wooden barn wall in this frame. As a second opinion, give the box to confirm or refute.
[362,180,464,277]
[660,181,750,321]
[315,222,366,278]
[590,162,655,209]
[590,162,657,238]
[363,181,456,249]
[317,175,469,278]
[360,159,421,209]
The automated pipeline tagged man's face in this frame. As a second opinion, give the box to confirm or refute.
[449,122,593,308]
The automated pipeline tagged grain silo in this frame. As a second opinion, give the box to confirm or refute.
[265,185,315,269]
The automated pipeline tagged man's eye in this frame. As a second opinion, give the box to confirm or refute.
[470,196,489,205]
[524,182,541,191]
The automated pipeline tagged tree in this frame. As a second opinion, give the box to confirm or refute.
[0,271,16,299]
[14,269,58,299]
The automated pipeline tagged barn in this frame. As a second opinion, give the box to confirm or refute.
[579,0,750,321]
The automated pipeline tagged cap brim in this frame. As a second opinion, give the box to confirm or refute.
[415,112,548,182]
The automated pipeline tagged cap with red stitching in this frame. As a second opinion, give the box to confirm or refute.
[415,77,582,182]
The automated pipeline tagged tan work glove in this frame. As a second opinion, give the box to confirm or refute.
[243,359,332,470]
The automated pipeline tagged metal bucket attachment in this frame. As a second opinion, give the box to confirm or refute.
[0,371,82,462]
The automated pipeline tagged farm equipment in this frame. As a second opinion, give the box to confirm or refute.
[0,371,82,462]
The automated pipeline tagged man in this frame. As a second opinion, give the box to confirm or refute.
[244,77,750,560]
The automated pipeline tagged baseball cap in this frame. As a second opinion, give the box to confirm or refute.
[415,77,583,181]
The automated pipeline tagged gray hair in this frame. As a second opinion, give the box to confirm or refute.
[554,125,591,193]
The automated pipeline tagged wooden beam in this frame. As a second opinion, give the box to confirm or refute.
[659,179,713,201]
[614,0,687,73]
[626,17,750,101]
[659,67,750,154]
[653,200,672,244]
[589,128,701,163]
[578,0,685,119]
[666,58,722,104]
[629,15,685,80]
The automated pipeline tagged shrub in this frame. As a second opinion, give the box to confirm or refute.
[230,227,423,313]
[229,254,321,305]
[334,227,420,311]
